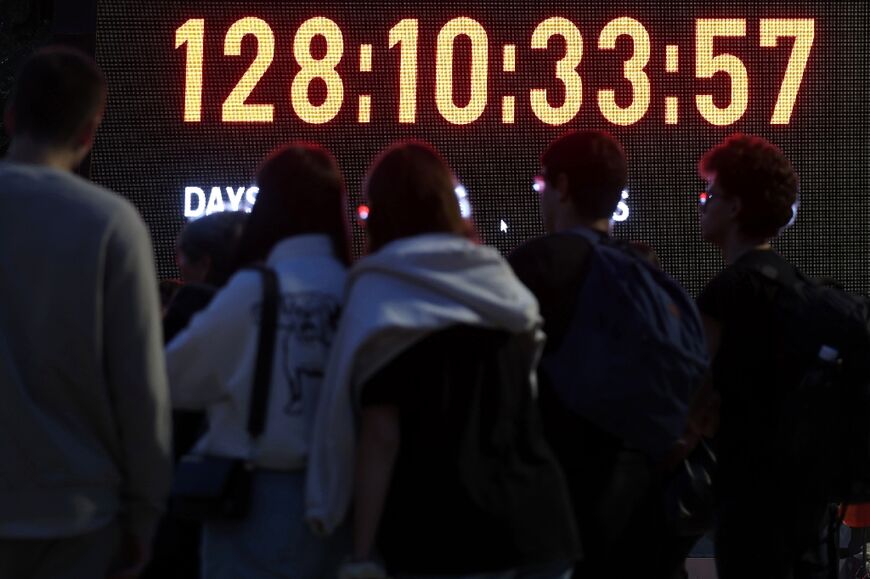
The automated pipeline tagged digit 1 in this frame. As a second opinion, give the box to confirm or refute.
[389,19,419,124]
[175,19,205,122]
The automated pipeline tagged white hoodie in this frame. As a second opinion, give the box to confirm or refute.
[167,234,346,471]
[304,233,543,534]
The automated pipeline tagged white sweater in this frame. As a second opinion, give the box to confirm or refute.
[304,233,543,534]
[166,234,346,471]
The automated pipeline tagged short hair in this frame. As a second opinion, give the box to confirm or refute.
[364,141,465,252]
[177,211,249,287]
[233,143,351,269]
[540,130,628,220]
[699,134,799,239]
[6,46,107,147]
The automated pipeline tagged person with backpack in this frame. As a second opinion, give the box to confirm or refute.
[305,141,580,578]
[508,130,708,579]
[695,134,831,578]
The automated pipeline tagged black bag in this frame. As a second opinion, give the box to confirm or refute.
[170,455,254,520]
[664,438,717,536]
[169,266,280,521]
[541,230,708,461]
[741,253,870,504]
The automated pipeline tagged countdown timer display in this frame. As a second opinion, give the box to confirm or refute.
[173,15,812,127]
[92,0,868,295]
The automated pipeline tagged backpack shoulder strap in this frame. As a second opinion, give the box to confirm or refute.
[245,265,280,440]
[567,228,657,268]
[735,251,806,294]
[566,226,606,246]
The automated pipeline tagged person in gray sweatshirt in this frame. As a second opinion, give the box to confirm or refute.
[0,47,171,579]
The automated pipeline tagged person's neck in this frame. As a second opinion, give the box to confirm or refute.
[721,233,771,264]
[5,138,79,171]
[556,215,610,235]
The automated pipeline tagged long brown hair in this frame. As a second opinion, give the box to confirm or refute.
[364,141,466,253]
[233,143,351,269]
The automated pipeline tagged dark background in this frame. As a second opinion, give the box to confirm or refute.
[1,0,96,150]
[12,0,869,295]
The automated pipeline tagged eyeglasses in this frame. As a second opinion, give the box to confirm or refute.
[356,183,472,224]
[533,175,546,194]
[356,204,370,223]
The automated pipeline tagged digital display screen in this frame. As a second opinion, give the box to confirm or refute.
[92,0,868,295]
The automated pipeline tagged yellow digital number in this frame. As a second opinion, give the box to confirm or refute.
[222,17,275,123]
[435,17,489,125]
[760,19,814,125]
[389,19,419,124]
[175,19,205,122]
[530,17,583,126]
[597,17,651,126]
[291,17,345,124]
[695,19,748,126]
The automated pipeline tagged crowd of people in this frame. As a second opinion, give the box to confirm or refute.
[0,46,854,579]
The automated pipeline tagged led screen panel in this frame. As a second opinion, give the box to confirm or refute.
[93,0,869,295]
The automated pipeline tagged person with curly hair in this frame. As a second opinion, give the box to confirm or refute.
[695,134,829,578]
[697,133,799,261]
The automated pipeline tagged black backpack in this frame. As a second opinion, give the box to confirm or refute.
[739,253,870,503]
[540,229,708,461]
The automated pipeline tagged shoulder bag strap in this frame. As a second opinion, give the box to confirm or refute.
[246,265,280,440]
[738,251,806,295]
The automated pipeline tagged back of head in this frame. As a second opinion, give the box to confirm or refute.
[233,143,350,269]
[6,46,106,147]
[541,130,627,220]
[364,141,465,252]
[177,211,248,287]
[699,133,799,239]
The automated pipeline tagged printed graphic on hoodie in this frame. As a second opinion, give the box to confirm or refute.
[254,292,341,415]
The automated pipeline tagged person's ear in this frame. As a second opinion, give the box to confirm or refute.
[199,255,213,281]
[556,172,570,203]
[75,113,102,152]
[728,195,742,219]
[74,98,105,152]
